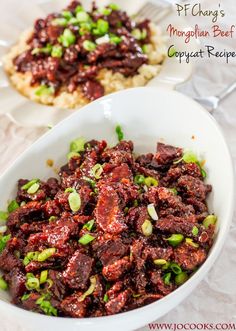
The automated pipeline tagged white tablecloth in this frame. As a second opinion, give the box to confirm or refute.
[0,0,236,329]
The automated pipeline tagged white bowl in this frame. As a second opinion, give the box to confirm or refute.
[0,0,198,127]
[0,87,234,331]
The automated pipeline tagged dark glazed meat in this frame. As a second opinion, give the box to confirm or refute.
[12,1,151,102]
[0,138,215,318]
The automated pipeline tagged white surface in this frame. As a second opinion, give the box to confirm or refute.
[0,87,234,331]
[0,0,236,329]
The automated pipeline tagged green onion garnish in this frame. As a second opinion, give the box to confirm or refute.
[203,215,217,228]
[175,272,188,285]
[185,238,199,248]
[192,225,199,236]
[169,188,178,195]
[82,219,95,231]
[78,276,96,302]
[48,216,57,222]
[83,40,96,51]
[0,277,8,290]
[26,274,40,291]
[131,28,147,40]
[92,164,103,179]
[141,219,153,237]
[36,294,57,316]
[35,85,55,97]
[23,251,39,266]
[21,179,39,191]
[79,233,95,245]
[93,19,109,35]
[70,137,85,153]
[163,272,171,285]
[166,233,184,247]
[0,234,11,253]
[7,200,19,213]
[103,293,109,302]
[58,28,76,47]
[134,174,145,185]
[21,293,30,301]
[76,11,90,22]
[153,259,167,266]
[68,191,81,212]
[37,248,56,262]
[109,3,120,10]
[51,45,63,58]
[99,7,112,16]
[40,270,48,284]
[144,177,158,187]
[52,18,68,27]
[147,203,158,221]
[170,262,182,275]
[27,182,40,194]
[115,125,124,141]
[62,10,73,19]
[110,34,122,44]
[0,211,8,221]
[32,44,52,55]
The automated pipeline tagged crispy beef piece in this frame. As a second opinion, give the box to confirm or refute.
[93,275,104,298]
[48,270,67,300]
[13,51,33,72]
[21,293,41,312]
[128,206,148,234]
[154,143,182,165]
[102,257,131,281]
[102,141,134,165]
[25,260,54,273]
[60,292,90,317]
[186,197,208,214]
[85,139,107,154]
[95,186,127,234]
[136,153,154,167]
[80,150,98,177]
[150,270,176,295]
[133,163,159,181]
[106,281,123,299]
[105,289,130,315]
[177,175,212,201]
[130,238,146,270]
[130,293,163,309]
[63,251,93,289]
[0,249,22,272]
[20,221,48,235]
[96,238,128,266]
[44,178,61,197]
[102,163,132,184]
[88,43,117,63]
[5,268,26,303]
[7,201,43,232]
[143,246,173,262]
[107,10,133,30]
[43,200,61,218]
[82,80,104,101]
[174,243,207,271]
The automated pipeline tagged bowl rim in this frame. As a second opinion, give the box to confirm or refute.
[0,87,234,327]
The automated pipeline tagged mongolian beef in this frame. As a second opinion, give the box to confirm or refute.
[4,1,167,109]
[0,132,217,317]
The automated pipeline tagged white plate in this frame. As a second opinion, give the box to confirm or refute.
[0,87,234,331]
[0,0,198,127]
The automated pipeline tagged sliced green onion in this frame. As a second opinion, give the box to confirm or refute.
[78,276,96,302]
[83,176,96,188]
[35,85,55,97]
[169,188,178,195]
[79,22,93,35]
[37,248,56,262]
[115,125,124,141]
[21,293,30,301]
[70,137,85,153]
[153,259,167,266]
[68,191,81,212]
[185,238,199,248]
[141,219,153,237]
[65,187,76,193]
[95,34,110,45]
[192,225,199,236]
[27,182,40,194]
[0,234,11,253]
[26,275,40,290]
[133,199,139,207]
[0,277,8,290]
[175,272,188,285]
[23,251,39,266]
[0,226,7,233]
[200,167,207,178]
[75,5,84,13]
[92,164,103,179]
[93,19,109,35]
[68,17,79,25]
[147,203,158,221]
[109,34,122,44]
[67,151,80,160]
[83,40,96,51]
[131,28,147,40]
[21,179,39,191]
[174,151,198,164]
[144,177,158,187]
[79,233,95,245]
[109,3,120,10]
[83,219,95,231]
[134,174,145,185]
[40,270,48,284]
[142,44,149,54]
[48,216,57,222]
[163,272,171,285]
[132,293,142,298]
[103,293,109,302]
[0,211,8,221]
[76,11,90,22]
[52,18,68,27]
[51,45,63,58]
[36,295,57,316]
[203,215,217,228]
[62,10,73,19]
[170,262,182,275]
[58,28,76,47]
[32,44,52,55]
[99,7,112,16]
[7,200,19,213]
[166,233,184,247]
